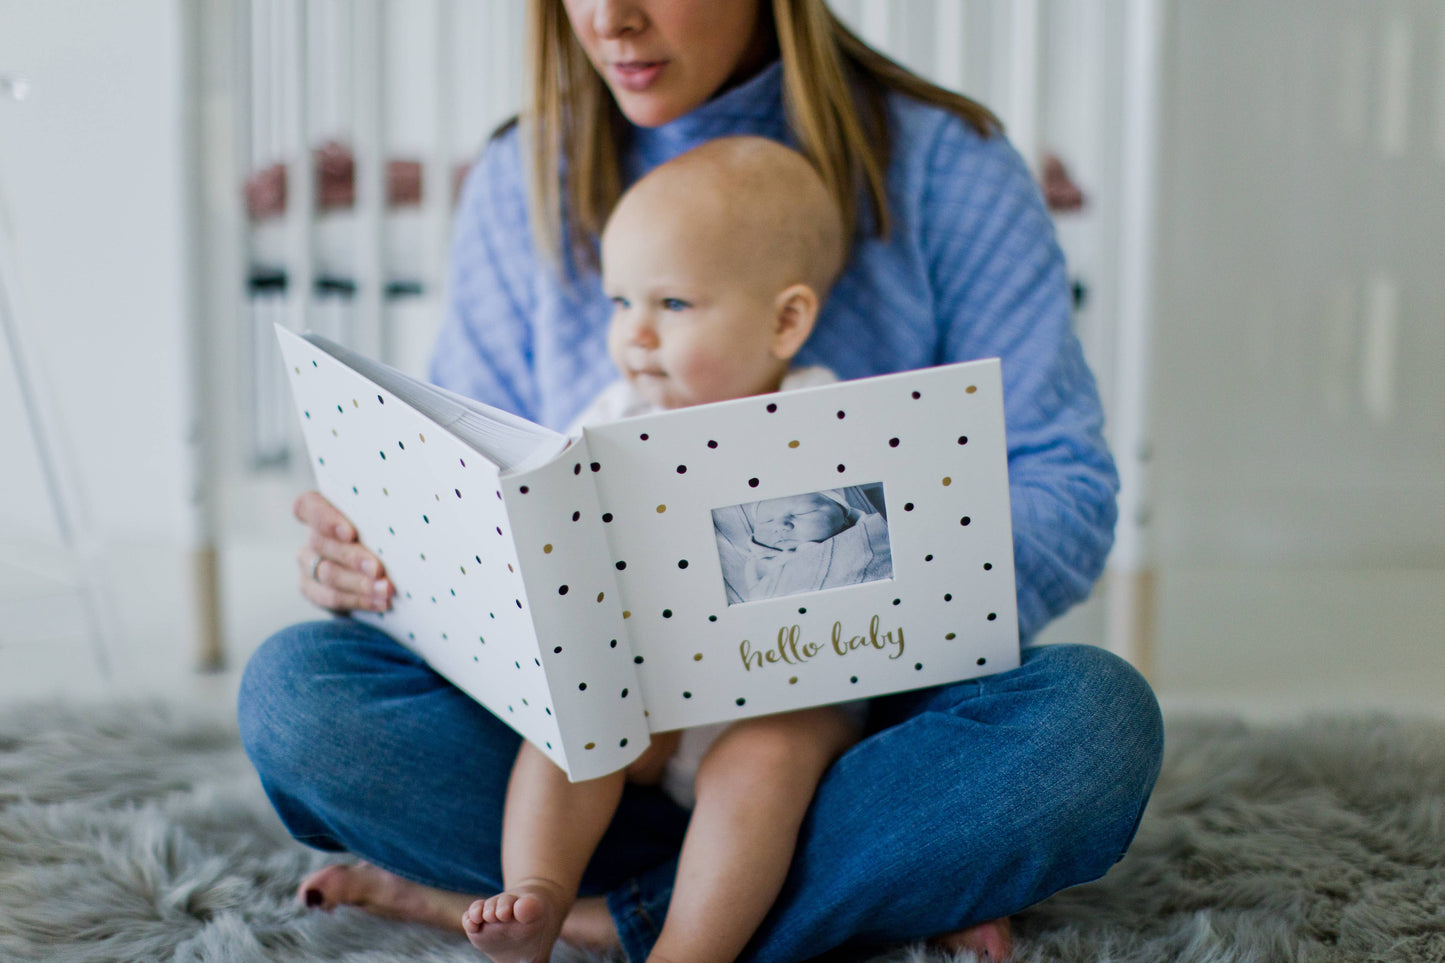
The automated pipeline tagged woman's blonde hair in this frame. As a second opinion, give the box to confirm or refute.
[523,0,999,269]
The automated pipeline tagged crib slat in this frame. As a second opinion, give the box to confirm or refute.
[352,0,385,361]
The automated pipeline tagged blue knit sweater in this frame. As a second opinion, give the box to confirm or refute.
[429,61,1117,643]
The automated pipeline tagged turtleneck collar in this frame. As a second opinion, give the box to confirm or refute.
[628,59,789,172]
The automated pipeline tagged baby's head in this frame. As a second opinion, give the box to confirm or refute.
[751,492,858,552]
[601,136,846,409]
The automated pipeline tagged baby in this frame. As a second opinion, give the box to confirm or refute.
[741,489,893,603]
[463,136,855,963]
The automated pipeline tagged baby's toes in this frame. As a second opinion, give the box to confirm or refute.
[493,892,519,922]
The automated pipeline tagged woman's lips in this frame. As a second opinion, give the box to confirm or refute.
[610,60,666,92]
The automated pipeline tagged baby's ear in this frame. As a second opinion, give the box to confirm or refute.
[771,284,819,361]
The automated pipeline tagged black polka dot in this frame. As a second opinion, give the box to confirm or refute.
[707,439,718,449]
[748,477,760,487]
[961,516,971,526]
[987,613,997,621]
[676,464,687,474]
[558,585,569,595]
[620,738,628,747]
[572,511,581,521]
[378,451,385,460]
[904,502,914,511]
[519,485,529,494]
[602,512,614,523]
[398,441,404,449]
[836,410,846,419]
[683,691,692,699]
[377,394,384,404]
[574,463,581,475]
[422,515,429,523]
[640,432,649,441]
[925,554,934,562]
[304,411,311,419]
[736,697,746,706]
[958,436,968,445]
[475,555,482,564]
[460,458,466,467]
[708,615,717,622]
[616,560,627,571]
[578,682,587,691]
[977,657,987,665]
[590,462,601,472]
[554,645,562,653]
[893,598,901,606]
[911,390,922,399]
[633,655,644,664]
[984,563,993,570]
[915,662,923,670]
[516,599,522,608]
[837,464,846,473]
[798,607,807,614]
[662,609,673,618]
[889,437,900,447]
[678,559,688,569]
[766,403,777,413]
[610,639,618,648]
[944,593,952,601]
[850,676,858,684]
[621,688,629,697]
[456,488,463,498]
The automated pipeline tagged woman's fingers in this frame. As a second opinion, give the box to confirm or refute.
[294,490,355,542]
[293,490,392,613]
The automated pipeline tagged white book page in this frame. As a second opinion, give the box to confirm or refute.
[300,331,566,473]
[277,327,568,761]
[583,359,1019,732]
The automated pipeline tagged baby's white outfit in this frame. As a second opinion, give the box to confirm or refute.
[568,366,865,809]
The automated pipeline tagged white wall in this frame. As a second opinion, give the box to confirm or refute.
[1152,0,1445,567]
[0,0,200,546]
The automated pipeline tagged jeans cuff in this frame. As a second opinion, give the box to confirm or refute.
[605,863,675,962]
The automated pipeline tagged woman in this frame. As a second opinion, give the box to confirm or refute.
[239,2,1164,961]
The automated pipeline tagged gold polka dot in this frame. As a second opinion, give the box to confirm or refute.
[966,385,977,394]
[789,676,798,684]
[331,429,338,437]
[507,563,514,573]
[788,440,800,449]
[597,592,605,602]
[693,653,703,661]
[382,488,389,496]
[585,742,596,750]
[294,366,300,374]
[942,476,952,486]
[623,610,632,619]
[419,432,426,442]
[352,399,359,407]
[656,504,667,514]
[543,544,553,554]
[945,632,956,640]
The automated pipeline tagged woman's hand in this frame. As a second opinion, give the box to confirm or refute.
[293,491,392,613]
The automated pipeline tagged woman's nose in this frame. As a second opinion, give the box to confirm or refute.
[593,0,646,38]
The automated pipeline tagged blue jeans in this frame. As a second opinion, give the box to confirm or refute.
[238,618,1163,963]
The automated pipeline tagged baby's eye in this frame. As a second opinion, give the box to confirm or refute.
[660,297,691,312]
[610,295,631,309]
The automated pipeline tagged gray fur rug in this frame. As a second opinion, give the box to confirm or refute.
[1,704,1442,962]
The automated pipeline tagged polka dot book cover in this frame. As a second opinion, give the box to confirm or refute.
[277,326,1019,781]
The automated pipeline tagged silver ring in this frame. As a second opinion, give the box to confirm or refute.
[310,554,324,581]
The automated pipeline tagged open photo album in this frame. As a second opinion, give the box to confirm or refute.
[277,326,1019,780]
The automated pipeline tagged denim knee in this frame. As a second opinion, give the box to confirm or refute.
[1038,644,1165,862]
[237,619,347,788]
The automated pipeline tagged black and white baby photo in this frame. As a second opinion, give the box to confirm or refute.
[712,484,893,604]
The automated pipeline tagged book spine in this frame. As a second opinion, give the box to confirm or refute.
[504,434,649,781]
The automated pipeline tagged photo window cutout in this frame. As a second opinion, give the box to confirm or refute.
[712,483,892,606]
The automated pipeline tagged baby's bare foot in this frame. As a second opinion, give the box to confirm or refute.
[463,879,569,963]
[931,916,1013,962]
[559,896,622,952]
[297,862,474,932]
